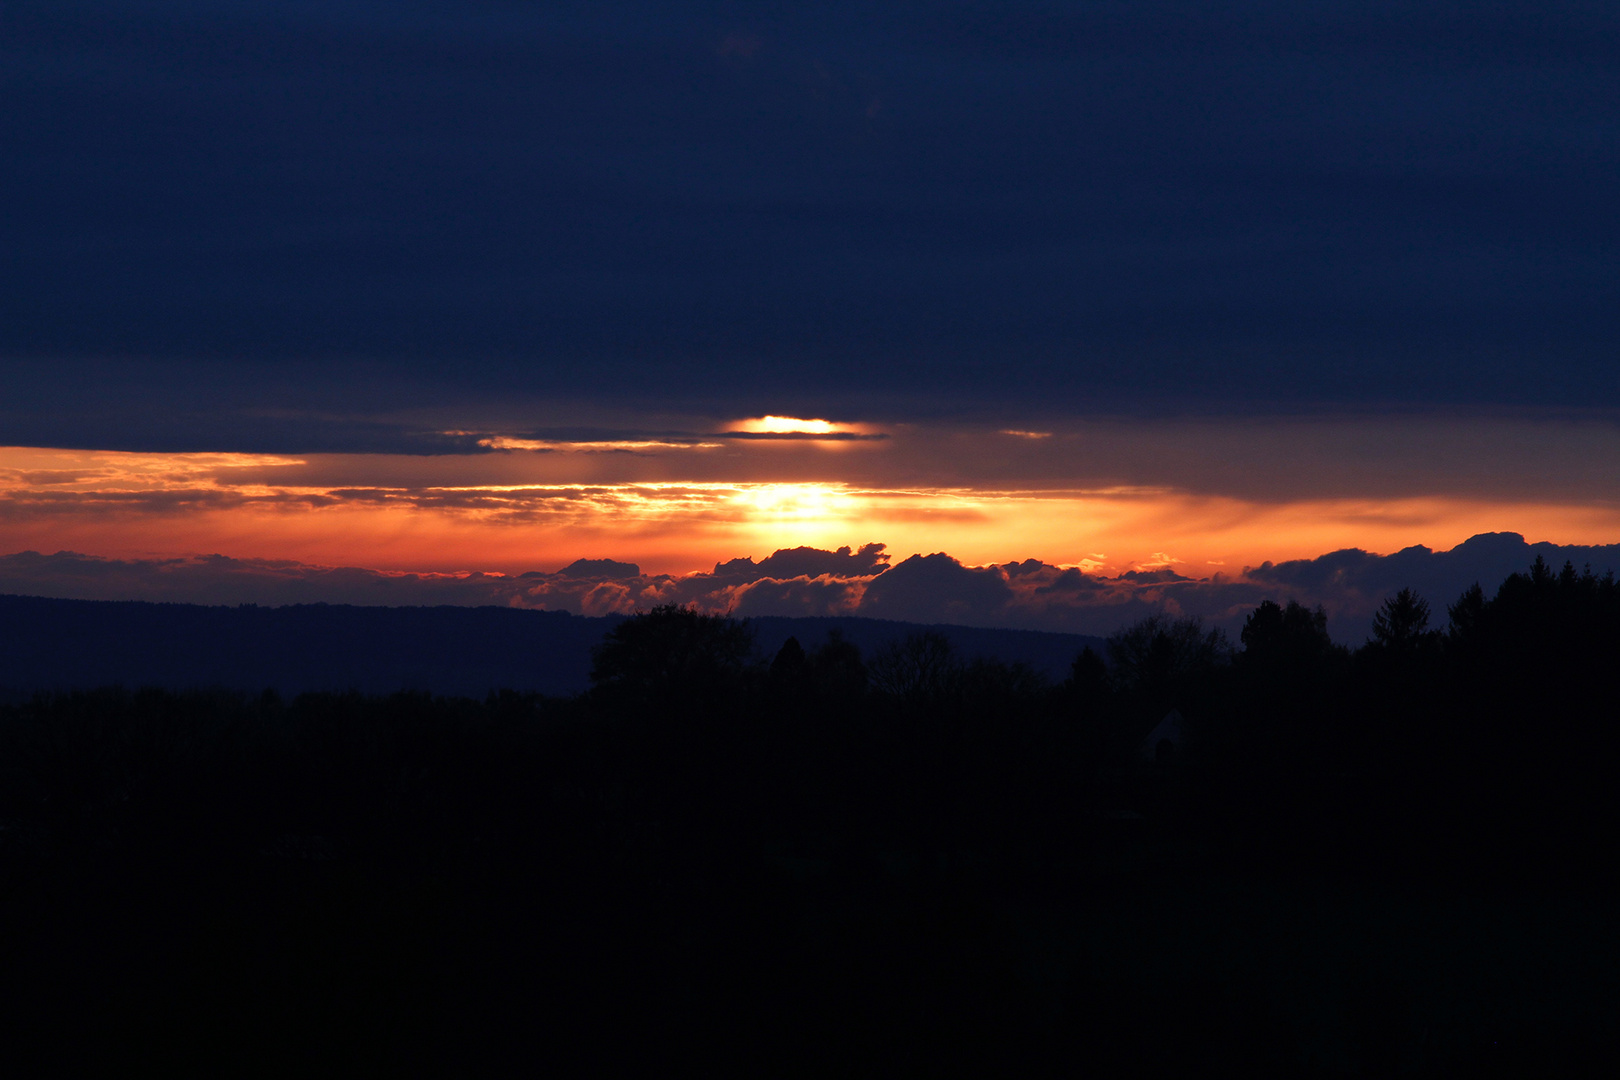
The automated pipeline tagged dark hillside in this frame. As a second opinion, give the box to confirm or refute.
[0,595,1105,699]
[0,596,602,698]
[4,566,1617,1073]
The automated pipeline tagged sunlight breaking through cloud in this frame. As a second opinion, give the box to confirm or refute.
[729,416,845,435]
[6,431,1620,589]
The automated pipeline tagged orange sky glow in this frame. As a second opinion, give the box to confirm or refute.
[5,415,1620,581]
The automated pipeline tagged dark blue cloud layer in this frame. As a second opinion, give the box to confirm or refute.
[4,1,1618,449]
[5,533,1617,644]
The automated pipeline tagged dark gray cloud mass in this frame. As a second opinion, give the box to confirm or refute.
[551,558,642,581]
[3,1,1618,451]
[5,533,1617,644]
[859,553,1014,626]
[710,543,891,582]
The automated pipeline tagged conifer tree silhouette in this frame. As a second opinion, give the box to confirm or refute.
[1370,588,1432,651]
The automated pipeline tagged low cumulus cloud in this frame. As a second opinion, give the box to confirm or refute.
[711,543,890,582]
[859,553,1014,626]
[3,534,1618,644]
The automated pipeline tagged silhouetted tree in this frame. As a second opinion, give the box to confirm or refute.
[1068,646,1109,699]
[1446,582,1486,640]
[1106,614,1230,696]
[1369,588,1435,651]
[958,656,1047,707]
[1239,599,1335,667]
[808,629,868,701]
[765,636,811,708]
[869,631,959,703]
[16,560,1620,1074]
[770,636,807,675]
[589,604,755,700]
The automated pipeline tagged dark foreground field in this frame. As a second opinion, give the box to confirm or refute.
[3,560,1618,1075]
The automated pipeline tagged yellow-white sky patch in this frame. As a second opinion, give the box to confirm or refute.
[728,416,846,434]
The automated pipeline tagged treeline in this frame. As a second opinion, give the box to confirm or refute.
[570,553,1620,889]
[1187,557,1620,884]
[2,557,1616,1073]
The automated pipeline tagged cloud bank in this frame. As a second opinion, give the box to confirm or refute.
[5,534,1617,644]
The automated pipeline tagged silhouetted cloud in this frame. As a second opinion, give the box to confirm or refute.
[1120,568,1193,584]
[851,553,1014,625]
[1243,532,1620,635]
[710,543,890,583]
[551,558,642,580]
[5,534,1619,644]
[727,575,867,619]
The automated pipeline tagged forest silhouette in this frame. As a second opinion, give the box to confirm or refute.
[2,557,1617,1074]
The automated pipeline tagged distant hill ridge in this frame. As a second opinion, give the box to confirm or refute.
[0,594,1105,700]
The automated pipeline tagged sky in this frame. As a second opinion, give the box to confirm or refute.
[4,1,1619,639]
